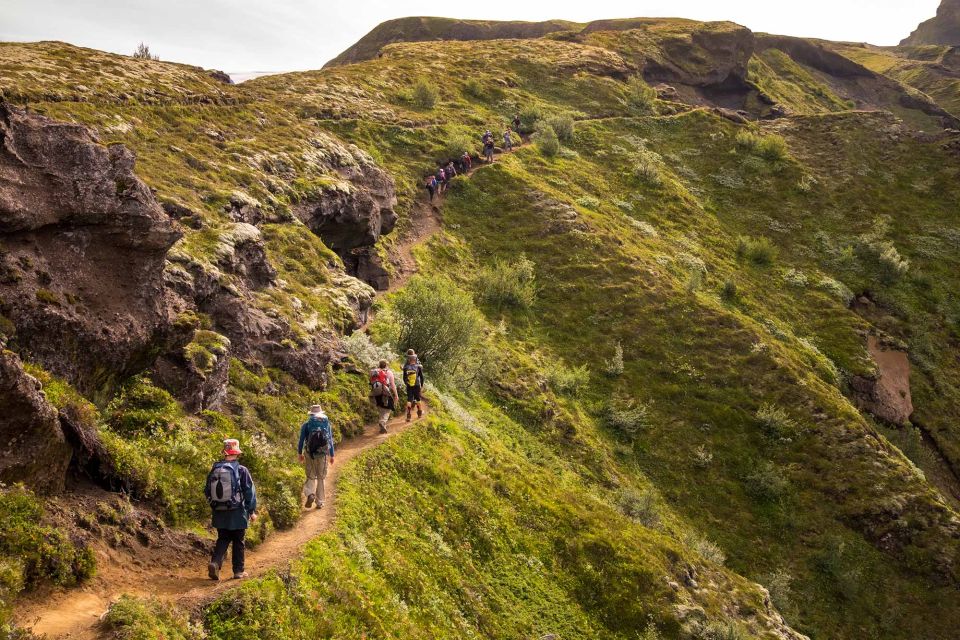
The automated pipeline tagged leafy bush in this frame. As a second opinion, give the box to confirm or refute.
[411,79,438,109]
[632,150,663,186]
[681,531,726,565]
[755,404,800,441]
[475,255,538,310]
[744,461,790,502]
[735,130,789,161]
[0,485,95,599]
[575,195,600,209]
[517,105,544,134]
[534,122,560,157]
[818,276,855,306]
[441,132,476,163]
[602,399,650,437]
[106,376,183,437]
[547,113,575,142]
[720,279,738,301]
[380,275,484,379]
[547,364,590,396]
[625,76,657,113]
[462,78,484,100]
[618,488,660,527]
[102,595,201,640]
[266,483,301,531]
[604,341,624,377]
[736,235,778,266]
[342,332,395,369]
[783,268,808,287]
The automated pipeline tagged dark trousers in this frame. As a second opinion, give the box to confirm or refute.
[211,528,245,574]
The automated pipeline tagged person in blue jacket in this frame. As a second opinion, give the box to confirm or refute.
[204,438,257,581]
[298,404,335,509]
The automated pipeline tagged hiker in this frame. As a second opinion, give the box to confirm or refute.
[402,349,424,422]
[445,160,458,181]
[484,136,495,163]
[482,129,493,144]
[369,359,399,433]
[436,167,446,194]
[512,114,521,133]
[205,438,257,581]
[425,174,437,201]
[297,404,335,509]
[462,150,472,172]
[503,128,513,152]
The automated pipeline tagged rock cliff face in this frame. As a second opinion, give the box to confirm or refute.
[902,0,960,46]
[0,349,71,493]
[0,103,182,396]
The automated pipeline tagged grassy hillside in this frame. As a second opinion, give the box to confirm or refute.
[3,18,960,640]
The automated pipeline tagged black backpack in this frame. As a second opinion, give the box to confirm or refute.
[307,425,330,458]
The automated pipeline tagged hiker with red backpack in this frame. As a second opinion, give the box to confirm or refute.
[205,438,257,581]
[402,349,424,422]
[370,359,399,433]
[462,151,472,172]
[297,404,335,510]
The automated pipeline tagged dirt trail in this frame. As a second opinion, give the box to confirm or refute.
[16,409,427,639]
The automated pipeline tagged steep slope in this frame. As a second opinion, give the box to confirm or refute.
[902,0,960,46]
[324,16,581,67]
[3,16,960,640]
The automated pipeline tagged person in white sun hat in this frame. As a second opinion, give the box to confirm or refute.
[297,404,335,509]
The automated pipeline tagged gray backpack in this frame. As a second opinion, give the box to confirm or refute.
[206,462,243,511]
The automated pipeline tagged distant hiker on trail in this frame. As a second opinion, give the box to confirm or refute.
[425,174,437,201]
[445,160,458,182]
[402,349,424,422]
[503,128,513,152]
[370,359,399,433]
[482,129,493,145]
[298,404,335,510]
[205,438,257,581]
[484,137,495,163]
[512,114,521,133]
[436,167,446,194]
[462,151,472,172]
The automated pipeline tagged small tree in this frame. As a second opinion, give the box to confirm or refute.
[475,255,538,311]
[626,76,657,114]
[547,113,575,143]
[534,122,560,157]
[411,79,439,109]
[132,42,159,61]
[382,276,483,379]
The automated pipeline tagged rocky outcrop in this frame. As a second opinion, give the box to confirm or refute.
[0,102,182,396]
[325,16,580,67]
[852,335,914,426]
[902,0,960,46]
[0,349,72,493]
[293,165,397,290]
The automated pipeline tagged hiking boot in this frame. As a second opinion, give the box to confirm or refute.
[233,571,249,580]
[379,425,389,434]
[406,408,412,422]
[304,494,315,509]
[316,501,324,510]
[208,561,220,581]
[417,407,423,419]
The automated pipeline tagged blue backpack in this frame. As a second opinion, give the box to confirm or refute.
[206,461,243,511]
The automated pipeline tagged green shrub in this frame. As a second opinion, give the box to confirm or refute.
[547,113,575,142]
[818,276,855,306]
[617,488,660,527]
[441,132,476,163]
[266,483,301,531]
[517,105,544,134]
[575,195,600,209]
[106,376,182,437]
[755,404,800,441]
[411,78,438,109]
[681,531,726,565]
[632,151,663,186]
[475,255,538,311]
[699,621,748,640]
[462,78,484,100]
[102,595,201,640]
[0,485,95,597]
[35,288,59,305]
[547,364,590,395]
[625,76,657,113]
[736,130,789,162]
[736,235,778,266]
[380,275,484,379]
[720,279,738,301]
[744,461,790,502]
[534,122,560,157]
[604,341,624,377]
[602,399,650,437]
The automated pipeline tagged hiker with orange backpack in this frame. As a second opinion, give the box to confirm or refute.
[205,438,257,581]
[402,349,424,422]
[370,359,399,433]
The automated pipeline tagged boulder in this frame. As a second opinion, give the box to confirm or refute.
[0,349,71,493]
[0,102,182,395]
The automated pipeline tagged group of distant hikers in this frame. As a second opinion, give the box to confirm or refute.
[425,114,523,201]
[203,349,425,581]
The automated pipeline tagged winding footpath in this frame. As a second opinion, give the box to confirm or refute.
[15,141,518,639]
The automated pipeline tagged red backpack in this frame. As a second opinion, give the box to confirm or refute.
[369,368,388,397]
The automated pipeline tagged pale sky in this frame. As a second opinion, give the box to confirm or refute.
[0,1,942,74]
